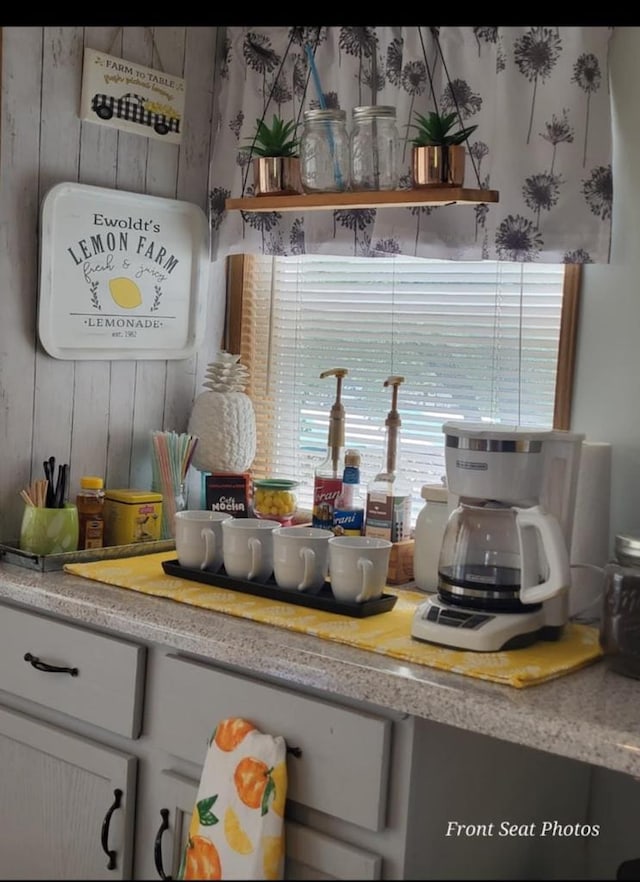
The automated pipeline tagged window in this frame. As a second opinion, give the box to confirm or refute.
[226,254,580,519]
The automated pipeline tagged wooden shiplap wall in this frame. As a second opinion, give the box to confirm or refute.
[0,26,224,541]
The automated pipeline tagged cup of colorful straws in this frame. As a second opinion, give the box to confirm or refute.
[150,430,199,539]
[19,479,79,556]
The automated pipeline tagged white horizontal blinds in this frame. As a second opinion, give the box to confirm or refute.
[242,254,565,515]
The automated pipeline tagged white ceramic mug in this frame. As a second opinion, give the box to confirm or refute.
[273,526,332,593]
[222,517,280,582]
[175,510,232,572]
[328,535,392,603]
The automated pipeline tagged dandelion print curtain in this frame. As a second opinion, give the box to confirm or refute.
[209,26,613,264]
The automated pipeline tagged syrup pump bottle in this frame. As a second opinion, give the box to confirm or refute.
[365,376,412,543]
[312,368,348,529]
[333,448,366,535]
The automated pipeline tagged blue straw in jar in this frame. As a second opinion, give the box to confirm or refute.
[304,43,344,190]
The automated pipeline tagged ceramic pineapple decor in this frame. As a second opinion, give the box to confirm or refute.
[188,352,257,474]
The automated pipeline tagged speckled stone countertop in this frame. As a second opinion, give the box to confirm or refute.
[1,560,639,779]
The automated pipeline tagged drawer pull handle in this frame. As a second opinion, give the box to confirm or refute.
[154,808,172,880]
[24,652,79,676]
[101,788,122,871]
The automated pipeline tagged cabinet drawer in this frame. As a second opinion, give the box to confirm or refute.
[151,653,392,831]
[0,605,145,738]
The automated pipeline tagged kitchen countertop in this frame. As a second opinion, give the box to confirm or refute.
[1,560,639,779]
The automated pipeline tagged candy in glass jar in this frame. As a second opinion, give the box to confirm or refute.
[253,479,299,526]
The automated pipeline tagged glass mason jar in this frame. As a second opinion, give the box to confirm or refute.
[300,109,350,193]
[350,105,399,191]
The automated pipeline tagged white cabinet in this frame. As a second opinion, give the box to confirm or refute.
[143,768,382,881]
[0,704,136,880]
[0,604,145,738]
[149,652,392,831]
[0,596,604,880]
[0,601,144,880]
[141,651,392,880]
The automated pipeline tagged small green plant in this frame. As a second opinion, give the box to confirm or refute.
[411,110,477,147]
[245,114,300,157]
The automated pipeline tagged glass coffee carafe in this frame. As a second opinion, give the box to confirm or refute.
[437,500,570,612]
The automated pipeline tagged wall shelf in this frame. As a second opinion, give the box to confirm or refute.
[225,187,499,213]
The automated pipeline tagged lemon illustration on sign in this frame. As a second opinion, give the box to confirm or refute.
[224,806,253,855]
[109,277,142,309]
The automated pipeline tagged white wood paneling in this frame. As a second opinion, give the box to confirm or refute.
[0,26,222,541]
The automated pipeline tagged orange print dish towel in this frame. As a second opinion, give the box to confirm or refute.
[179,717,287,880]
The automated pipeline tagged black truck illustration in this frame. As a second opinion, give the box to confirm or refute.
[90,93,181,136]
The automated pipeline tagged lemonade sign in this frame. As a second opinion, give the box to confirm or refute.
[38,183,209,360]
[80,48,185,144]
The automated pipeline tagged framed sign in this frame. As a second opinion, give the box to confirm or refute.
[80,48,185,145]
[38,182,210,360]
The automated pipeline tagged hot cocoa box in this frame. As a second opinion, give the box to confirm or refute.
[202,472,251,517]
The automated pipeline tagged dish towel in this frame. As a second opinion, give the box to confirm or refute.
[179,717,287,880]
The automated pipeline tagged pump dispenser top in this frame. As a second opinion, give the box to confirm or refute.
[319,367,348,478]
[365,375,412,543]
[312,368,349,529]
[375,375,405,482]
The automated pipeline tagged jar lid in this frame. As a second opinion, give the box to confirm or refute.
[254,479,299,491]
[344,449,361,468]
[80,475,104,490]
[303,108,347,122]
[420,483,448,503]
[105,489,163,503]
[615,532,640,565]
[353,105,396,119]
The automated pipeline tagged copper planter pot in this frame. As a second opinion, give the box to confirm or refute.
[411,145,465,188]
[253,156,302,196]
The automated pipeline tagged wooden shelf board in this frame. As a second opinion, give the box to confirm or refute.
[225,187,499,213]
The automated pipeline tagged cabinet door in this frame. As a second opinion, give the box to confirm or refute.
[146,771,381,881]
[0,704,136,880]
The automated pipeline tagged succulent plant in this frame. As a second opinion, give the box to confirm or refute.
[244,114,300,157]
[411,110,477,147]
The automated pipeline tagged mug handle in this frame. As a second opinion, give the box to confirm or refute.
[247,536,262,581]
[297,547,316,592]
[356,557,375,603]
[200,527,217,571]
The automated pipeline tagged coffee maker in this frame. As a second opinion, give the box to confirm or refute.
[411,421,584,651]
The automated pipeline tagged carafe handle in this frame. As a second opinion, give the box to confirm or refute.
[515,505,570,604]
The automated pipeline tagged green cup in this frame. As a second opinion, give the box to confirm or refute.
[19,503,79,556]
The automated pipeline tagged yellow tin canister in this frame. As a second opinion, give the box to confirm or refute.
[104,489,163,546]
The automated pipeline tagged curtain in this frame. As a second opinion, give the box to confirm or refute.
[209,26,613,264]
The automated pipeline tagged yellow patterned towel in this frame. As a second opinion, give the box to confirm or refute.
[64,552,603,688]
[178,717,286,880]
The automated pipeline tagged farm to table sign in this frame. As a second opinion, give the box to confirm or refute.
[80,48,185,144]
[38,183,209,360]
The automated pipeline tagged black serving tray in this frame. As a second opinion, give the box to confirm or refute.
[161,559,398,618]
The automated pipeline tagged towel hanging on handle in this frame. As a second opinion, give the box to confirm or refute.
[179,717,287,880]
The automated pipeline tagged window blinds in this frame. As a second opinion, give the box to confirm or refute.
[238,254,566,516]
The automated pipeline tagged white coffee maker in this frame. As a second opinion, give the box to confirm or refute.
[411,421,584,652]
